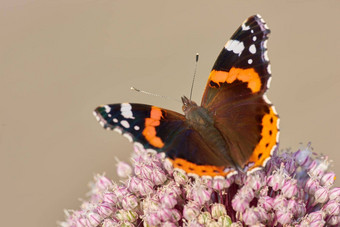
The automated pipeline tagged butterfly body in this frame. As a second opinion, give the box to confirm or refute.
[181,96,239,170]
[94,15,279,178]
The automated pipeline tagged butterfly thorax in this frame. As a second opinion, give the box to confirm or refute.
[181,96,237,168]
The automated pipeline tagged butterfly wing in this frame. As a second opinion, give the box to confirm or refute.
[201,15,279,172]
[94,103,234,177]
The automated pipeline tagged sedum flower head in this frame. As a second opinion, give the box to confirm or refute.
[60,144,339,226]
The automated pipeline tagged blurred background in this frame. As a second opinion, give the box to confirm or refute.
[0,0,339,226]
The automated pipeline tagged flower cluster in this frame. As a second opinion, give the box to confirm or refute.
[60,144,339,226]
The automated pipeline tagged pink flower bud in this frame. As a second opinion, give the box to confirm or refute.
[309,159,329,178]
[102,218,119,227]
[144,212,161,226]
[232,196,249,213]
[320,172,336,187]
[116,161,132,178]
[267,173,285,191]
[163,159,174,175]
[191,183,212,206]
[329,187,340,201]
[103,192,118,205]
[127,176,141,194]
[198,212,212,225]
[151,168,167,185]
[97,202,113,217]
[88,211,102,226]
[122,194,138,210]
[281,179,298,198]
[272,195,287,210]
[314,187,329,204]
[158,208,173,222]
[138,179,154,196]
[140,164,154,179]
[211,203,227,219]
[114,186,130,201]
[327,215,340,226]
[212,177,229,190]
[305,178,320,195]
[322,200,340,216]
[160,193,177,208]
[258,196,273,211]
[183,202,200,221]
[276,208,293,225]
[308,212,326,227]
[243,208,259,225]
[293,201,306,217]
[217,215,232,226]
[95,174,114,191]
[116,210,138,222]
[247,173,265,191]
[173,170,188,185]
[294,146,312,167]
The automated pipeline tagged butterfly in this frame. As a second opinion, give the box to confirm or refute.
[93,14,279,178]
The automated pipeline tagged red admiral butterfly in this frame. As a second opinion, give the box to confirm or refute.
[94,15,279,178]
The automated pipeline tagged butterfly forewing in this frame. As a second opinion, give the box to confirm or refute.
[201,15,279,171]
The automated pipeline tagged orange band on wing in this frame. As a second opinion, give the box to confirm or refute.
[142,106,164,148]
[169,158,235,177]
[248,106,279,168]
[209,67,262,93]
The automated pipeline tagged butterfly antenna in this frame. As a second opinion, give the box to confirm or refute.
[189,53,199,100]
[131,87,181,103]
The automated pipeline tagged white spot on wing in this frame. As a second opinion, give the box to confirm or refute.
[263,94,272,104]
[134,125,140,130]
[242,23,250,30]
[263,40,268,48]
[248,59,253,64]
[253,36,257,41]
[249,44,256,54]
[264,51,269,61]
[120,120,130,128]
[113,118,118,123]
[276,119,280,132]
[146,149,157,154]
[247,167,262,175]
[226,170,237,178]
[114,127,123,134]
[99,121,105,127]
[104,105,111,113]
[225,40,245,56]
[271,106,278,115]
[123,133,133,142]
[213,176,225,180]
[133,142,144,151]
[93,111,100,121]
[267,65,272,75]
[120,103,135,119]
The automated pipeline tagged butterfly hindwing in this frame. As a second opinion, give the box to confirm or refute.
[94,103,235,177]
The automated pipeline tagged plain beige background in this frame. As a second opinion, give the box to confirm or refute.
[1,0,339,226]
